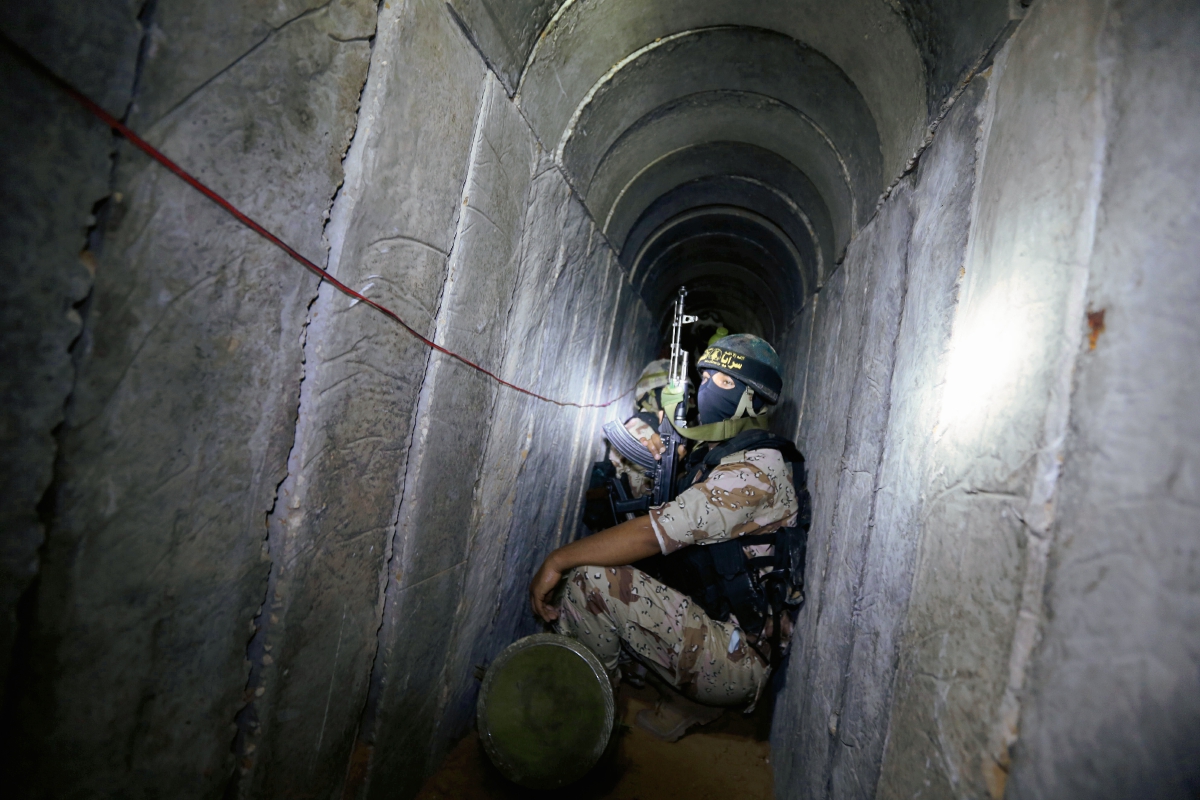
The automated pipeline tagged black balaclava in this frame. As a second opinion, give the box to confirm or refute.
[697,373,765,425]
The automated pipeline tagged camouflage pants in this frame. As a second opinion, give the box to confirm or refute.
[556,565,768,707]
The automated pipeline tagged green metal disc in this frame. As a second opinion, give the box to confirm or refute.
[477,633,614,789]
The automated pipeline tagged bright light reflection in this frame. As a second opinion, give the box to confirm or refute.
[939,290,1030,435]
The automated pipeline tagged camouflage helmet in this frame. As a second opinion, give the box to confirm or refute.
[697,334,783,404]
[634,359,670,412]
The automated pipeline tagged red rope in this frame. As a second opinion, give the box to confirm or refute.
[11,36,630,410]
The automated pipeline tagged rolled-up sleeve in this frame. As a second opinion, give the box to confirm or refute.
[648,449,797,555]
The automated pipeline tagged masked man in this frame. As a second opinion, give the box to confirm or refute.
[531,335,810,714]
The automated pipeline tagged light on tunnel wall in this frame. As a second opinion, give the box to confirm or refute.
[938,289,1031,435]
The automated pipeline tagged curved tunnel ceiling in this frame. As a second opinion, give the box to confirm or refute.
[606,143,835,281]
[514,0,924,178]
[631,206,802,340]
[557,27,883,235]
[587,90,859,252]
[449,0,935,343]
[621,172,825,300]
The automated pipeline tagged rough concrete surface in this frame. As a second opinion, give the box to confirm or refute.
[5,0,376,796]
[390,147,650,798]
[891,0,1014,114]
[352,72,538,800]
[127,0,377,130]
[1,0,650,794]
[829,76,985,799]
[0,0,142,700]
[814,180,915,799]
[773,1,1199,799]
[234,1,482,795]
[878,3,1109,795]
[444,0,559,94]
[1007,0,1200,797]
[769,173,916,799]
[772,241,858,791]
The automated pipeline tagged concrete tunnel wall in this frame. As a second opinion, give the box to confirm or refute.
[1,1,1198,799]
[771,1,1200,797]
[2,1,652,797]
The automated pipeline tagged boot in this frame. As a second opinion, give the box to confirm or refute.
[634,692,724,742]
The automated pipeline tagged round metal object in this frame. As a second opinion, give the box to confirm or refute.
[476,633,615,789]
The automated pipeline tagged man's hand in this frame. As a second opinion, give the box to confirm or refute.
[640,432,666,459]
[530,557,563,622]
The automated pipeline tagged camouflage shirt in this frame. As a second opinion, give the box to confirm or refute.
[648,446,798,552]
[647,446,801,655]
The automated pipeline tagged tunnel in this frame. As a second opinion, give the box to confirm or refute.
[1,0,1198,798]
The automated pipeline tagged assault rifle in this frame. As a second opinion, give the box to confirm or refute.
[653,287,697,505]
[599,286,696,515]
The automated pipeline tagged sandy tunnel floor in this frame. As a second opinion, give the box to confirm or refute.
[416,682,775,800]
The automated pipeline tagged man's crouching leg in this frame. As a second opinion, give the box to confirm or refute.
[555,565,767,707]
[555,565,625,674]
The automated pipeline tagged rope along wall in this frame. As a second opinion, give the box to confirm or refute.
[6,35,633,410]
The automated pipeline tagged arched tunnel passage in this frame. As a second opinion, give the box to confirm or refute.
[500,4,894,356]
[2,1,1199,800]
[633,206,805,342]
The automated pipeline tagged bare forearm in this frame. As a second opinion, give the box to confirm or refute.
[547,516,661,572]
[530,515,662,623]
[531,516,661,621]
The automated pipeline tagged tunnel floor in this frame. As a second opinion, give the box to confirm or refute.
[416,683,774,799]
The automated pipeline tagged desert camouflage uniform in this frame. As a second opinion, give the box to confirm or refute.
[608,415,658,498]
[557,446,798,707]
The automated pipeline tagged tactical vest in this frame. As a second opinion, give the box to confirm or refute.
[642,429,812,647]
